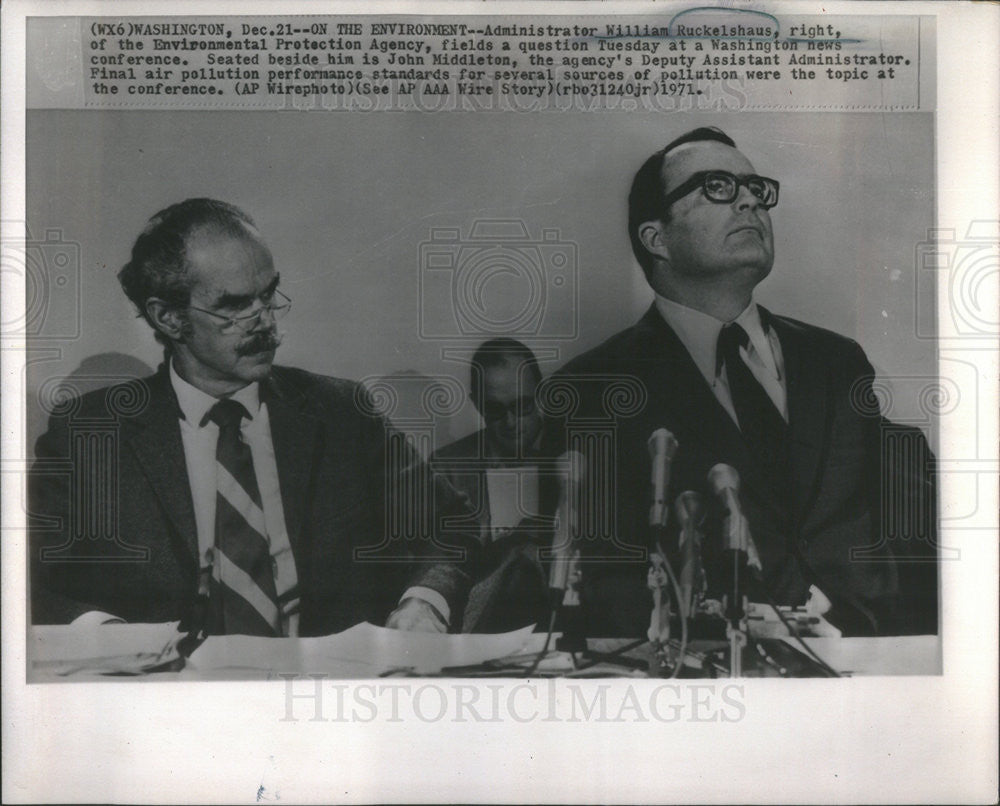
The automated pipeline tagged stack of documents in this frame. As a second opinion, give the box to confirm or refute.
[187,623,536,677]
[30,622,183,678]
[30,621,536,678]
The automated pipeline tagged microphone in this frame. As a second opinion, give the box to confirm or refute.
[707,464,762,570]
[646,430,678,659]
[548,450,587,594]
[708,464,748,553]
[675,491,705,619]
[708,463,765,631]
[708,463,754,677]
[549,450,588,653]
[648,429,679,529]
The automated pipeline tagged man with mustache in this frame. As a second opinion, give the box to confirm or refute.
[551,127,937,638]
[30,198,471,637]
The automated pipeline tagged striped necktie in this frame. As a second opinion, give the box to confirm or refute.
[205,398,280,636]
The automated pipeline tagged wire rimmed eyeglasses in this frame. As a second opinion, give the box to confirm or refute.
[187,289,292,334]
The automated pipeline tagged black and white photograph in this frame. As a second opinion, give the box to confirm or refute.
[2,1,997,803]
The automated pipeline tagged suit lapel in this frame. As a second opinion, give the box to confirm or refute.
[634,306,767,502]
[124,368,199,563]
[263,371,323,561]
[763,309,831,530]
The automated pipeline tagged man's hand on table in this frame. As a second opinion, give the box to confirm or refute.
[386,598,448,633]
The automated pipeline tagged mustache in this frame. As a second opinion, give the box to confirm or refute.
[235,330,283,357]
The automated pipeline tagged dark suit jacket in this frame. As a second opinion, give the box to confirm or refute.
[429,429,553,633]
[548,305,938,637]
[29,364,476,636]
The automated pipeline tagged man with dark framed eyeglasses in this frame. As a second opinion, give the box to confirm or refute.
[29,197,477,641]
[468,339,546,463]
[551,127,937,639]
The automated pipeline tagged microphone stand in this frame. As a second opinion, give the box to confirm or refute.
[709,465,752,678]
[550,451,654,672]
[723,542,749,678]
[646,429,680,677]
[647,527,675,677]
[545,452,588,658]
[555,549,587,654]
[548,521,648,671]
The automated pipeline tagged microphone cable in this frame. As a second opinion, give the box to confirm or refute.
[742,555,842,677]
[572,552,689,676]
[761,586,841,677]
[658,547,689,678]
[522,593,560,677]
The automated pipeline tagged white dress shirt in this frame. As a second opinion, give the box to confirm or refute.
[650,299,837,612]
[75,363,451,631]
[73,367,298,632]
[654,294,788,426]
[170,363,300,636]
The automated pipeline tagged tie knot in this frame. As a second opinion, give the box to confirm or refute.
[721,322,750,349]
[717,323,750,374]
[206,398,250,429]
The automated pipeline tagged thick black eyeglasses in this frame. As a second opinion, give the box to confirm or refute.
[188,289,291,334]
[663,170,780,210]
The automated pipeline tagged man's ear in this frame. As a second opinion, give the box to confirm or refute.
[638,219,671,263]
[145,298,187,342]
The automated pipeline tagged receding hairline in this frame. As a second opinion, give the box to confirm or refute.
[177,223,275,309]
[659,139,756,196]
[182,217,268,252]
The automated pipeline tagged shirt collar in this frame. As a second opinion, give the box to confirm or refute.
[169,361,260,426]
[653,294,778,381]
[732,302,779,379]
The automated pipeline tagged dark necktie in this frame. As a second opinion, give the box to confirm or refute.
[206,398,280,636]
[717,323,789,488]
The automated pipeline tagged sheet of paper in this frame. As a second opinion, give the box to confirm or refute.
[789,636,942,676]
[30,622,182,677]
[187,631,379,677]
[188,622,536,676]
[332,622,537,673]
[485,466,539,530]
